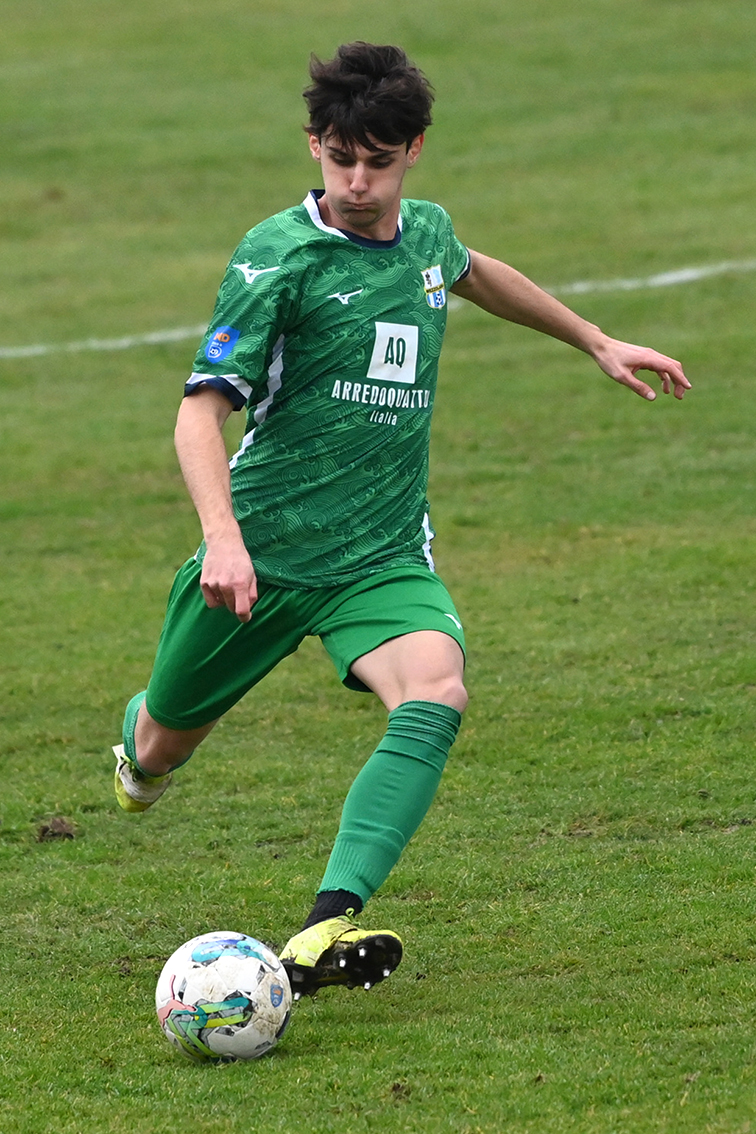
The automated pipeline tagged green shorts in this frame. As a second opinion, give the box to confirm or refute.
[146,560,465,730]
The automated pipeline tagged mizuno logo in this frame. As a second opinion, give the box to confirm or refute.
[234,264,281,284]
[327,289,363,306]
[444,613,463,631]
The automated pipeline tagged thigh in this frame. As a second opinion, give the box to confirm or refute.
[351,629,467,713]
[146,559,318,729]
[314,566,466,698]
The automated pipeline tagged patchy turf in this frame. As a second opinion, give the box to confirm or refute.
[2,1,756,1131]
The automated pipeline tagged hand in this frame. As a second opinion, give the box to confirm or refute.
[199,538,258,623]
[591,336,691,401]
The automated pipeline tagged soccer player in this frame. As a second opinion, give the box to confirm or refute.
[114,43,690,999]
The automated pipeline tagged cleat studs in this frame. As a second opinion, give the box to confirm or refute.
[338,956,347,968]
[383,968,391,978]
[358,947,367,958]
[363,981,372,990]
[294,992,301,1001]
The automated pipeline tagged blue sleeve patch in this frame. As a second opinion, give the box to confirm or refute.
[205,326,241,363]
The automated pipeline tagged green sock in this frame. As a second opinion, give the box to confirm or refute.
[122,691,148,770]
[317,700,462,905]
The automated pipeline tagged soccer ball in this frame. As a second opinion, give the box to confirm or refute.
[155,931,292,1062]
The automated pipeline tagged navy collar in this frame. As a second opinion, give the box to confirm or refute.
[306,190,402,248]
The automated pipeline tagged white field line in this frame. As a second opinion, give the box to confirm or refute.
[551,258,756,296]
[0,324,208,360]
[1,258,755,361]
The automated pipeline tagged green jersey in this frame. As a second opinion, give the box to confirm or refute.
[187,192,470,588]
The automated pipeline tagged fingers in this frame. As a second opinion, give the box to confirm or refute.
[613,369,657,401]
[671,367,690,399]
[641,352,691,397]
[201,584,256,622]
[596,336,691,402]
[615,354,691,402]
[201,582,223,609]
[235,577,258,623]
[201,572,258,623]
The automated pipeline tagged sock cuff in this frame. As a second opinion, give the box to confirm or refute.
[388,699,462,740]
[305,889,364,928]
[123,691,147,767]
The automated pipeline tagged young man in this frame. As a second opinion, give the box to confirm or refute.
[114,43,690,999]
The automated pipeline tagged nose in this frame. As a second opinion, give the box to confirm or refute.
[349,162,369,194]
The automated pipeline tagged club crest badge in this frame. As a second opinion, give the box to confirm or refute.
[421,264,446,309]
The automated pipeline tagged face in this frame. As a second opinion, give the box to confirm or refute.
[308,131,424,241]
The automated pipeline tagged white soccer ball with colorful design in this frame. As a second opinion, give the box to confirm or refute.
[155,931,292,1062]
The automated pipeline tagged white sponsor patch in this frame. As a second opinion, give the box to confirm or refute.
[366,322,419,385]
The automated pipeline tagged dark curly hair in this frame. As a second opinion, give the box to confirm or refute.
[303,42,434,151]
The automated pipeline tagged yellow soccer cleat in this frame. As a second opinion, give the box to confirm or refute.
[280,914,403,1000]
[113,743,172,813]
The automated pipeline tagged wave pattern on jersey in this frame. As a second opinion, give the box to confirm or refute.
[190,197,469,589]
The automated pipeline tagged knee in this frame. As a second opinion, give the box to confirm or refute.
[450,678,468,714]
[430,675,468,715]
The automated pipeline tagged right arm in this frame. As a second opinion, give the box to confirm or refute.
[174,387,257,622]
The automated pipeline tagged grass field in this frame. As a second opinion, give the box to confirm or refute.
[2,1,756,1131]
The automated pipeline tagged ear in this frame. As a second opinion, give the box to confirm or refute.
[308,133,322,162]
[406,134,425,167]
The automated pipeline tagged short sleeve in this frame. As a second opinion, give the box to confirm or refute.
[185,231,295,409]
[438,206,471,285]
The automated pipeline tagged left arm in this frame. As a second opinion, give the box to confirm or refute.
[451,249,691,401]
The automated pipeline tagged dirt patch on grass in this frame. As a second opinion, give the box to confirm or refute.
[36,817,76,841]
